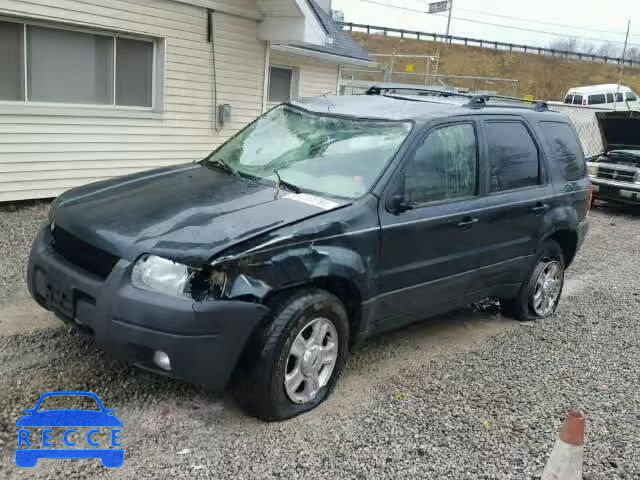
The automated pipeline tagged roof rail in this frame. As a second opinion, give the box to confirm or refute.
[365,84,471,99]
[367,83,549,111]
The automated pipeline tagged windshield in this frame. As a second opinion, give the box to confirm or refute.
[205,105,412,199]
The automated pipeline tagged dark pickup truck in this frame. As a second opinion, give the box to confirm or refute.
[28,90,590,420]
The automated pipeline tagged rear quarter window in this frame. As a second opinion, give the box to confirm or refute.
[588,94,606,105]
[572,95,583,105]
[539,122,587,181]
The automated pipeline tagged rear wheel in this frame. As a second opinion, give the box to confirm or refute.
[501,240,565,321]
[234,289,349,421]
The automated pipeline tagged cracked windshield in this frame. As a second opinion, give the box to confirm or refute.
[206,105,412,198]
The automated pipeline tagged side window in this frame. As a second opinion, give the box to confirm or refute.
[539,122,587,181]
[626,92,637,101]
[588,94,606,105]
[606,93,614,103]
[573,95,583,105]
[485,121,540,192]
[403,124,477,204]
[563,95,573,104]
[616,92,624,102]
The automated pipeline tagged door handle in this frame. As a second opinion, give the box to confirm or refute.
[531,202,550,215]
[456,216,479,229]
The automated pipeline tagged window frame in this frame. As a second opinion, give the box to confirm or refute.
[0,16,159,111]
[481,117,548,196]
[392,120,481,209]
[267,64,299,104]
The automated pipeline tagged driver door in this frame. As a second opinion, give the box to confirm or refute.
[375,121,488,330]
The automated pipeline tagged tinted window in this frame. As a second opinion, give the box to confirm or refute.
[563,95,573,104]
[588,94,606,105]
[539,122,586,181]
[485,122,540,192]
[626,92,637,101]
[616,92,624,102]
[606,93,614,103]
[573,95,583,105]
[404,124,477,204]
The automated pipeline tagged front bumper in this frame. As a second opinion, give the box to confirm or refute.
[27,226,269,389]
[590,178,640,204]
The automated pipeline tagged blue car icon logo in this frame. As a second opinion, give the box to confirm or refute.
[15,391,123,468]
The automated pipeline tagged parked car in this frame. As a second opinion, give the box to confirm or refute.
[563,84,639,109]
[27,91,590,421]
[588,110,640,205]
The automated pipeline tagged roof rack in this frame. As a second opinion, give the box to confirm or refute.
[366,84,471,99]
[366,83,549,111]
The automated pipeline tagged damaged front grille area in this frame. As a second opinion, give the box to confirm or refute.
[52,227,119,279]
[596,166,637,183]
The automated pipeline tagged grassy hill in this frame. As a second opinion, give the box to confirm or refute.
[350,32,640,101]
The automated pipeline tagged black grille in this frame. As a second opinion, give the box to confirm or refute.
[597,167,636,183]
[53,227,119,279]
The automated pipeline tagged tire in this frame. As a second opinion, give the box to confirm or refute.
[233,288,350,421]
[501,239,565,321]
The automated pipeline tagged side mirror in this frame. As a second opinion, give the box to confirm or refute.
[389,194,413,213]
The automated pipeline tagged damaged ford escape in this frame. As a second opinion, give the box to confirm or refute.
[28,90,590,420]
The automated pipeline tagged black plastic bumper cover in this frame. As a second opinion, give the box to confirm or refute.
[27,226,270,389]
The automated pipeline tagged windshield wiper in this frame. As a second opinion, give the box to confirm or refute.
[208,158,239,177]
[273,169,302,197]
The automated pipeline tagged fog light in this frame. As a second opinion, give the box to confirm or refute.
[153,350,171,371]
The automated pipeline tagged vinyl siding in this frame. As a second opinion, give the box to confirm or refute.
[268,51,339,109]
[0,0,267,201]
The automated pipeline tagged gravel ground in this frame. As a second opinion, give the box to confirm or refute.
[0,205,639,479]
[0,201,49,304]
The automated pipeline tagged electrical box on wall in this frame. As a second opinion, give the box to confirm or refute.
[218,104,231,126]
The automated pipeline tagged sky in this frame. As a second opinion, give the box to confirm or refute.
[332,0,640,53]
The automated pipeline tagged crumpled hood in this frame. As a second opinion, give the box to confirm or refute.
[52,163,348,265]
[596,110,640,153]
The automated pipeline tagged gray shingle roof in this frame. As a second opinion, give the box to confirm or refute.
[301,0,372,62]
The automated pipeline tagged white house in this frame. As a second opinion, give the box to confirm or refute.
[0,0,373,202]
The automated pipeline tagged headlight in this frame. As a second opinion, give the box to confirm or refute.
[587,163,598,177]
[131,255,194,298]
[131,254,228,300]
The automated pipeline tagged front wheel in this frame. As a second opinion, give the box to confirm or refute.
[501,240,565,321]
[234,289,349,421]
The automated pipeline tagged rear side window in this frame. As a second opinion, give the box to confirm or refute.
[588,94,606,105]
[563,95,573,104]
[539,122,586,181]
[616,92,624,102]
[626,92,637,101]
[485,121,540,192]
[403,124,478,204]
[572,95,583,105]
[606,93,614,103]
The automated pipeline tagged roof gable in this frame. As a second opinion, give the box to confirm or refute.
[303,0,371,62]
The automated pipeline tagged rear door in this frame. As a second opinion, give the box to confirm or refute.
[467,116,556,292]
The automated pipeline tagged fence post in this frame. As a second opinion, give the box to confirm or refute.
[366,25,370,34]
[417,32,420,40]
[383,28,388,36]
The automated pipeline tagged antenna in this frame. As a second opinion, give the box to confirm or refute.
[615,19,631,111]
